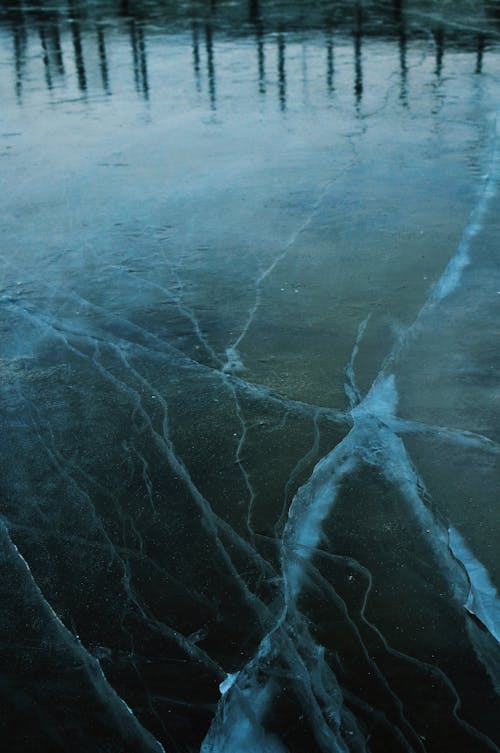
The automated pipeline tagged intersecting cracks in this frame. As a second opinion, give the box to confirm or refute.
[222,199,327,371]
[2,286,350,591]
[1,250,350,418]
[3,106,500,749]
[122,370,277,591]
[108,342,276,590]
[105,263,223,369]
[0,522,167,753]
[15,387,223,678]
[204,123,500,750]
[2,199,355,560]
[220,148,364,377]
[310,547,499,752]
[7,518,215,620]
[211,372,500,750]
[6,293,499,507]
[4,306,287,663]
[275,409,322,539]
[134,260,270,541]
[303,558,427,753]
[344,315,370,410]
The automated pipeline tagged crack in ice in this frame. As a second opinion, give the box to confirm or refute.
[0,520,167,753]
[201,112,500,752]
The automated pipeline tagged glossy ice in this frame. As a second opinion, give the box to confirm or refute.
[0,1,499,752]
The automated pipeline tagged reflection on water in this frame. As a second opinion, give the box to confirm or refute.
[205,23,216,111]
[1,0,497,109]
[0,2,500,753]
[353,3,363,108]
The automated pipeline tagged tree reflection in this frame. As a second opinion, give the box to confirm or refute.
[2,0,494,108]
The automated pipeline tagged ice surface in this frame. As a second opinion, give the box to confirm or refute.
[0,1,499,752]
[449,527,500,643]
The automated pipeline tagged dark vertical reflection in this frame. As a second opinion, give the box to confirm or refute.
[1,2,497,110]
[249,0,259,20]
[475,34,485,74]
[10,8,27,103]
[205,24,216,111]
[50,21,65,76]
[129,20,140,93]
[32,2,65,92]
[250,0,266,95]
[97,25,110,94]
[256,24,266,95]
[128,18,149,100]
[301,41,310,106]
[434,27,444,78]
[67,0,87,93]
[39,25,53,91]
[394,0,408,106]
[277,33,286,112]
[137,25,149,100]
[353,3,364,109]
[325,19,334,95]
[192,23,202,92]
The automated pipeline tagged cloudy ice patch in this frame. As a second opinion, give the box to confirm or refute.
[351,373,399,421]
[222,347,246,373]
[219,673,239,696]
[202,674,289,753]
[428,117,499,305]
[449,526,500,643]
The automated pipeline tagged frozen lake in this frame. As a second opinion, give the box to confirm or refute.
[0,1,499,751]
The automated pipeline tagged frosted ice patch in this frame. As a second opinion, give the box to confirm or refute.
[352,373,398,420]
[203,680,289,753]
[449,527,500,643]
[219,672,239,695]
[222,347,246,373]
[429,144,499,305]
